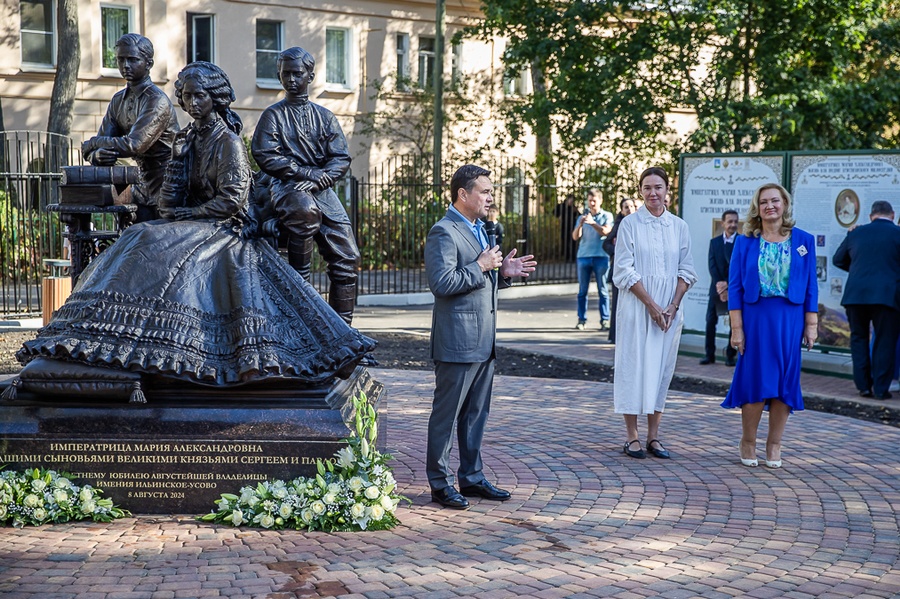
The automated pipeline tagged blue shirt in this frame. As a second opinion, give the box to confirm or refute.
[575,209,613,258]
[449,203,488,250]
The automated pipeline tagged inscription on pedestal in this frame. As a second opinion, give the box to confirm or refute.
[0,369,384,514]
[0,438,344,513]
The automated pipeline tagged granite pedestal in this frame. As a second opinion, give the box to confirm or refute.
[0,367,384,514]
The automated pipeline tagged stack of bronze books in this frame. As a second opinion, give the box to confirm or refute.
[60,165,138,206]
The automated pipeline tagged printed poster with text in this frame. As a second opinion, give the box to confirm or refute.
[680,154,784,333]
[790,153,900,349]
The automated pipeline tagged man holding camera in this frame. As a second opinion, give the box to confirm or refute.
[573,188,613,331]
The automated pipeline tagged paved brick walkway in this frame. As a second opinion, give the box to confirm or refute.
[2,369,899,598]
[2,295,900,598]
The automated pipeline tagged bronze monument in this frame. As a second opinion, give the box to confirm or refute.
[0,59,379,514]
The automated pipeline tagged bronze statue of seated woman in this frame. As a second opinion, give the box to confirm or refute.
[5,62,374,403]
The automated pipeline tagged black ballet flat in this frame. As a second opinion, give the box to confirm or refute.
[646,439,671,459]
[623,440,646,459]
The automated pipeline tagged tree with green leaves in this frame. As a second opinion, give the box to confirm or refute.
[467,0,900,177]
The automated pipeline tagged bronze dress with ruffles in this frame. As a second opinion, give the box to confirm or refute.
[18,117,374,385]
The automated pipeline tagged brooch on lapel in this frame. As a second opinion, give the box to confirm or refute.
[797,245,808,257]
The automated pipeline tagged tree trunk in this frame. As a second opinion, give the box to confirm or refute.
[0,96,6,172]
[46,0,79,173]
[47,0,79,137]
[530,59,556,212]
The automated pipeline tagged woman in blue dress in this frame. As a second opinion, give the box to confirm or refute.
[17,62,373,388]
[722,183,818,468]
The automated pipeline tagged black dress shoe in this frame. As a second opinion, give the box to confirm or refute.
[859,389,874,398]
[430,486,469,510]
[623,439,646,459]
[874,391,893,400]
[699,357,714,365]
[646,439,671,459]
[460,480,511,501]
[725,357,736,367]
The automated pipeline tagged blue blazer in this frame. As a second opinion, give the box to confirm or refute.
[728,227,818,313]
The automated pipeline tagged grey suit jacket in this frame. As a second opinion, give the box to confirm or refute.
[425,208,510,363]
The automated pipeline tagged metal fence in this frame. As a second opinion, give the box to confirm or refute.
[0,135,629,315]
[347,154,631,295]
[0,131,79,316]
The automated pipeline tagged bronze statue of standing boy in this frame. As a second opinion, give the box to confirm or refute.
[252,47,360,325]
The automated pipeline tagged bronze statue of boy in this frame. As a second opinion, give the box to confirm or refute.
[81,33,179,222]
[251,46,360,325]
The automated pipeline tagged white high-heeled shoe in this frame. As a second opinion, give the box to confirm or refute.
[741,457,758,467]
[765,459,782,468]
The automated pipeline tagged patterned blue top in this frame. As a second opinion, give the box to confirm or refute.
[758,234,792,297]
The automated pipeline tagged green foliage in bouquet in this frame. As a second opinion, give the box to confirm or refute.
[0,468,131,527]
[200,392,406,531]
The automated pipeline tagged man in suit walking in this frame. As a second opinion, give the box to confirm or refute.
[701,210,739,365]
[833,200,900,400]
[424,164,537,509]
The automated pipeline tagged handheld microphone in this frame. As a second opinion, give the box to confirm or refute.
[484,220,497,248]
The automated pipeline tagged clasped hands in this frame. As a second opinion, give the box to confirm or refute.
[294,168,334,193]
[649,302,678,332]
[477,246,537,278]
[715,280,728,303]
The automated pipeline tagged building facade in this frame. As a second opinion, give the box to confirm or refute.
[1,0,535,177]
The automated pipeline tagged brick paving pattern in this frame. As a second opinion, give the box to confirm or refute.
[2,369,899,598]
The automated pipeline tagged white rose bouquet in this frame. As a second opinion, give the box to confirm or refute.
[0,468,130,528]
[201,392,406,532]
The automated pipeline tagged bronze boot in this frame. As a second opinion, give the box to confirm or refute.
[287,235,315,282]
[329,281,357,325]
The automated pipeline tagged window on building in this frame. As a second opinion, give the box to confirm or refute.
[450,42,462,87]
[256,20,283,82]
[187,13,215,63]
[396,33,410,90]
[20,0,55,67]
[325,28,350,88]
[503,68,529,97]
[417,36,435,89]
[101,5,131,70]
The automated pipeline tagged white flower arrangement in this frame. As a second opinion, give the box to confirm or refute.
[0,468,130,527]
[200,391,406,532]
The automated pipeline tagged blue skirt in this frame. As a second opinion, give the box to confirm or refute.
[721,296,805,412]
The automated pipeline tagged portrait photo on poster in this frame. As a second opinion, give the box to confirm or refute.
[835,189,860,227]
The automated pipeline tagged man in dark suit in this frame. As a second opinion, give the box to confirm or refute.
[833,200,900,400]
[701,210,740,365]
[424,164,537,509]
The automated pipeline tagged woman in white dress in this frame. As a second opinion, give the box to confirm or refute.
[613,167,697,459]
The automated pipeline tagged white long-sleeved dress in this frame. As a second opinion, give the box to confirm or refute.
[612,206,697,414]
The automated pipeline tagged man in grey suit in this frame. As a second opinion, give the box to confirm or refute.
[425,164,537,509]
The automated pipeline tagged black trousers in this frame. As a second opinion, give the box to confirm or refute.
[846,303,900,395]
[705,295,736,361]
